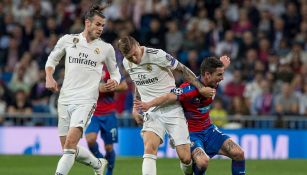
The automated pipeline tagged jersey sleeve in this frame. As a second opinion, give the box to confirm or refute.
[104,44,121,84]
[171,84,196,102]
[45,35,67,69]
[152,49,178,70]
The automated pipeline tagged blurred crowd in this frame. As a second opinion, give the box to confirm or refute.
[0,0,306,127]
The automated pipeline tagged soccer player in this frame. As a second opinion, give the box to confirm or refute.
[117,36,214,175]
[85,65,128,175]
[137,57,246,175]
[45,5,121,175]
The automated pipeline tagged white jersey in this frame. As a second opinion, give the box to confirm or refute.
[123,47,179,103]
[45,33,121,104]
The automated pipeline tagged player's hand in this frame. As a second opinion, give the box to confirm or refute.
[98,83,108,93]
[199,87,216,98]
[132,104,144,125]
[45,76,59,92]
[105,79,118,91]
[134,100,151,112]
[220,55,231,68]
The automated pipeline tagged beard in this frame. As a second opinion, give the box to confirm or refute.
[89,30,100,40]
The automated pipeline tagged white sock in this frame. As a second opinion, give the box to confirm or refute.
[180,160,193,175]
[142,154,157,175]
[75,145,101,169]
[55,149,76,175]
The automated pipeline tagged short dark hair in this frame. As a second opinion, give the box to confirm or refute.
[117,36,138,56]
[200,57,224,75]
[84,4,105,21]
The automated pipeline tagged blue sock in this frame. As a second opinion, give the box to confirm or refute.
[193,163,206,175]
[105,149,116,175]
[88,142,103,158]
[232,160,245,175]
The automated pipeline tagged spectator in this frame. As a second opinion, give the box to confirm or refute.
[299,83,307,115]
[274,82,299,115]
[7,89,32,125]
[284,42,307,64]
[252,79,274,115]
[165,20,183,55]
[215,30,239,59]
[29,28,47,59]
[16,51,39,87]
[9,66,31,94]
[143,18,165,49]
[228,96,250,119]
[258,37,271,64]
[210,98,228,128]
[238,31,258,59]
[243,72,263,111]
[30,69,52,113]
[232,8,253,37]
[224,70,245,99]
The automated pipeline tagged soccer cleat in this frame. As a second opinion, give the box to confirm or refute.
[94,158,108,175]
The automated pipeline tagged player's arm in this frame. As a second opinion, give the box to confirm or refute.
[104,45,121,91]
[137,93,177,112]
[132,87,144,124]
[174,62,214,97]
[45,35,67,92]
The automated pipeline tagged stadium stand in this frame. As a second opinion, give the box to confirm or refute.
[0,0,306,128]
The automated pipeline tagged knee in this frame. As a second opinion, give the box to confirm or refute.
[86,135,97,145]
[195,158,209,171]
[144,143,158,155]
[179,154,192,165]
[232,149,245,160]
[64,137,78,149]
[105,144,113,152]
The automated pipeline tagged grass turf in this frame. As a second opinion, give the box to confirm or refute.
[0,155,306,175]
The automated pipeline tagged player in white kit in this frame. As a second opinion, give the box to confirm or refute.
[117,36,213,175]
[45,5,121,175]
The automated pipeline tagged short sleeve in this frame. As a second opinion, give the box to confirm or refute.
[152,49,178,70]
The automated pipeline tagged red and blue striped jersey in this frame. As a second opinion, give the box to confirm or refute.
[174,82,214,132]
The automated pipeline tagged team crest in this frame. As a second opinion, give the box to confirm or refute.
[94,48,100,54]
[146,64,152,72]
[72,37,79,48]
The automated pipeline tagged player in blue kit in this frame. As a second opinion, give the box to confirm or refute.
[85,65,127,175]
[137,56,246,175]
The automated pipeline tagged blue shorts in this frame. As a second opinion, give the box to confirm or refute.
[85,114,118,144]
[190,124,230,158]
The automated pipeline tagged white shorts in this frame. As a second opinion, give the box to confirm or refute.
[57,103,96,136]
[142,105,190,147]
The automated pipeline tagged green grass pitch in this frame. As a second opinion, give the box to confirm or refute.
[0,156,306,175]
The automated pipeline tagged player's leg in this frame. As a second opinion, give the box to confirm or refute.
[85,116,104,158]
[141,111,166,175]
[189,132,209,175]
[70,104,107,175]
[166,109,192,175]
[176,144,193,175]
[102,115,118,175]
[105,144,115,175]
[192,147,209,175]
[55,103,75,175]
[55,127,82,175]
[142,131,161,175]
[218,138,245,175]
